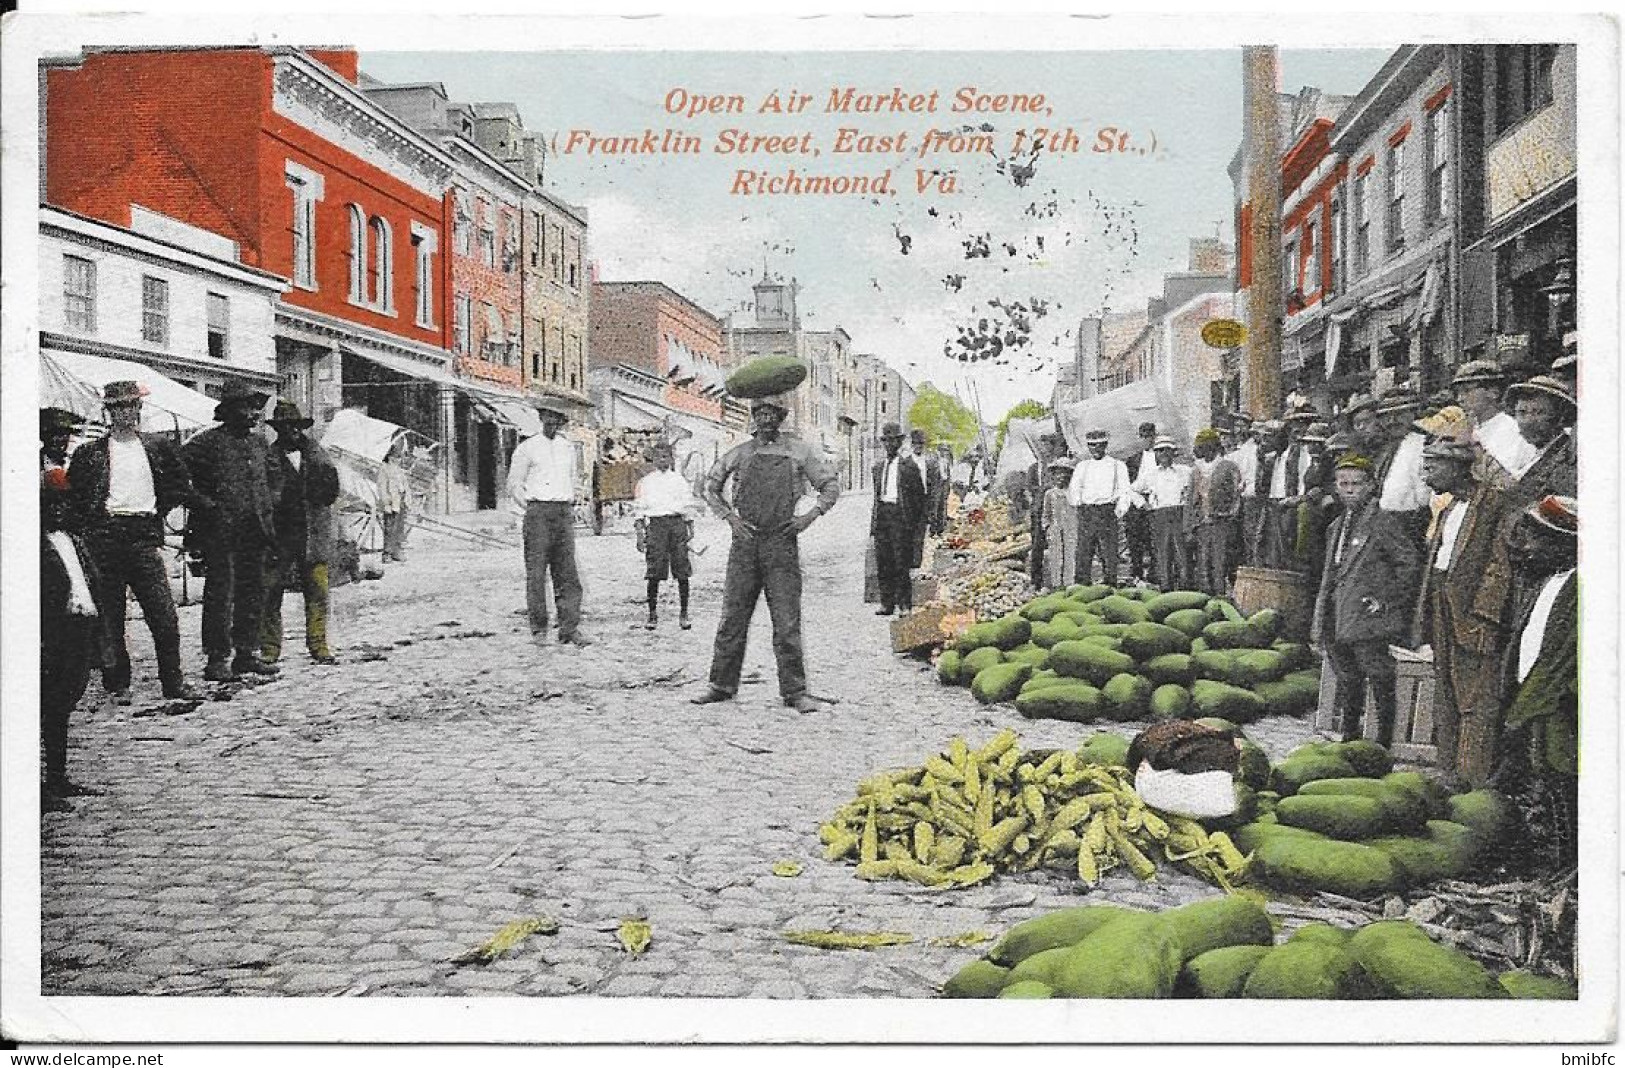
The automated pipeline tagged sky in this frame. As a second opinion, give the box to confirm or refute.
[362,47,1392,419]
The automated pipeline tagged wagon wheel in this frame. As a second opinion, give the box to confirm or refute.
[347,508,384,555]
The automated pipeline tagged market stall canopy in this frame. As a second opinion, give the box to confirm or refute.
[1057,378,1191,460]
[321,407,408,464]
[995,416,1054,478]
[41,350,219,435]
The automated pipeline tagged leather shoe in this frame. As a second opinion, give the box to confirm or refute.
[784,694,820,714]
[557,633,595,647]
[690,687,733,705]
[203,659,237,682]
[162,682,203,701]
[310,652,340,665]
[679,613,692,631]
[232,655,280,676]
[876,607,894,616]
[52,780,105,798]
[108,690,133,707]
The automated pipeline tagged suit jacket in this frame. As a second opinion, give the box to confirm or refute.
[1413,479,1516,657]
[182,426,280,547]
[871,454,925,535]
[66,433,195,537]
[1510,431,1577,505]
[270,440,342,567]
[1312,498,1423,646]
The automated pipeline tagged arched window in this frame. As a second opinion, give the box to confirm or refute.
[348,205,366,304]
[370,216,393,312]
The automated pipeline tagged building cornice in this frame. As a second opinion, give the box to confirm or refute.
[445,137,535,202]
[274,300,452,368]
[41,206,291,292]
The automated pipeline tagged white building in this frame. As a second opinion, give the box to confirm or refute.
[40,204,288,400]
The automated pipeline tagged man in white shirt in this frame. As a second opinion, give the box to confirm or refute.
[1124,421,1159,582]
[1067,429,1132,585]
[633,442,702,631]
[1130,436,1192,589]
[1225,412,1260,566]
[1453,360,1535,484]
[506,398,592,647]
[1373,389,1432,542]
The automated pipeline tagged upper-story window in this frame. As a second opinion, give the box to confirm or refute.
[1302,221,1318,295]
[141,276,170,347]
[479,220,496,269]
[567,235,581,289]
[1328,197,1344,297]
[370,217,393,313]
[1354,169,1372,274]
[348,206,367,304]
[1385,138,1406,253]
[454,295,471,356]
[285,161,324,291]
[454,192,474,256]
[1494,45,1558,135]
[411,223,437,329]
[63,255,96,332]
[206,293,229,360]
[1426,99,1450,222]
[1283,239,1297,298]
[531,212,543,268]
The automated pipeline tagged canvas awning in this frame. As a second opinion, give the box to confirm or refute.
[41,349,220,436]
[1058,377,1191,460]
[341,344,538,434]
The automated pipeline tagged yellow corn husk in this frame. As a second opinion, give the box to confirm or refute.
[1140,809,1171,841]
[1122,805,1143,834]
[1209,831,1247,872]
[963,759,982,804]
[924,755,963,784]
[945,861,996,886]
[978,729,1019,764]
[783,929,914,950]
[1031,752,1065,781]
[860,801,879,864]
[903,802,935,823]
[973,781,995,838]
[822,831,860,861]
[1019,785,1046,823]
[854,859,900,881]
[936,783,971,812]
[996,746,1022,776]
[616,918,653,956]
[450,915,560,965]
[818,821,844,845]
[931,835,968,869]
[1041,826,1081,857]
[1081,791,1119,812]
[1083,812,1109,856]
[772,860,803,877]
[875,813,915,833]
[1058,752,1079,776]
[1050,797,1095,832]
[913,821,936,863]
[893,855,951,887]
[919,771,939,794]
[1109,828,1157,881]
[1077,838,1101,885]
[980,814,1030,856]
[933,799,976,840]
[1167,815,1208,839]
[885,838,915,863]
[948,736,969,770]
[1058,770,1093,790]
[928,931,993,948]
[1104,806,1123,836]
[1011,834,1032,855]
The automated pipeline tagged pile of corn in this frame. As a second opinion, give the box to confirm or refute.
[819,730,1251,892]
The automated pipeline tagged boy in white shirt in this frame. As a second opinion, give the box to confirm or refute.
[633,443,702,630]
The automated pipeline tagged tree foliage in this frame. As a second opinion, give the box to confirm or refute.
[907,387,981,459]
[994,399,1051,454]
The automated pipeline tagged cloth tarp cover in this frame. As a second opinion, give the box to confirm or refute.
[321,408,411,515]
[42,350,220,435]
[995,416,1053,478]
[1058,377,1191,461]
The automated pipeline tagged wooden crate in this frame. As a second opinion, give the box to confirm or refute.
[1313,654,1439,765]
[891,604,977,653]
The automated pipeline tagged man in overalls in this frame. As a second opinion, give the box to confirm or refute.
[692,395,840,713]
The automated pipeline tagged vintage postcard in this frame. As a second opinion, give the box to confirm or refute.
[0,8,1617,1052]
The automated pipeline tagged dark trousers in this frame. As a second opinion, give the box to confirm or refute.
[1197,516,1241,595]
[1076,504,1119,586]
[523,501,583,637]
[1327,639,1398,746]
[200,536,269,663]
[709,532,805,700]
[1240,497,1263,566]
[41,616,93,788]
[262,560,332,660]
[87,522,184,692]
[382,510,409,561]
[1148,507,1186,589]
[872,502,913,611]
[1125,506,1152,580]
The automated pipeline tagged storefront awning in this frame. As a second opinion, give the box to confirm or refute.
[611,393,672,430]
[341,343,540,435]
[41,349,219,435]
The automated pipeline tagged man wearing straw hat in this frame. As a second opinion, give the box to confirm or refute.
[1039,454,1078,590]
[1311,453,1423,748]
[183,379,280,683]
[1188,428,1242,596]
[261,399,341,666]
[67,381,200,702]
[507,395,594,648]
[1452,359,1535,486]
[1373,387,1433,547]
[1067,428,1132,586]
[1414,435,1518,788]
[1129,435,1190,590]
[1505,374,1577,502]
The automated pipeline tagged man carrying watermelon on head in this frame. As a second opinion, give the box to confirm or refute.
[692,357,841,714]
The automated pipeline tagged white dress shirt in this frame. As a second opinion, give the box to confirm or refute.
[1132,462,1192,510]
[1268,444,1311,499]
[105,436,157,515]
[1432,499,1469,571]
[1379,432,1433,511]
[879,456,903,504]
[506,432,577,509]
[1230,440,1260,497]
[1067,454,1131,514]
[1475,411,1539,478]
[634,468,700,519]
[1518,569,1576,683]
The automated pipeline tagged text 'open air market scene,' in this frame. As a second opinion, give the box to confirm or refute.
[23,31,1596,1030]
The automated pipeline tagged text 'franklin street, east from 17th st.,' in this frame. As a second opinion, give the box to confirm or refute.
[548,85,1161,197]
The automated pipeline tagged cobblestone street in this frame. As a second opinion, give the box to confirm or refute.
[40,492,1325,998]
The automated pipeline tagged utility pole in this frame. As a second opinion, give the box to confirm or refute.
[1242,44,1284,418]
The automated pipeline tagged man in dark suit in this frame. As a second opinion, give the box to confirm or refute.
[262,399,342,666]
[1505,375,1577,504]
[183,380,281,682]
[1025,432,1065,588]
[1311,454,1423,747]
[1413,436,1517,787]
[871,422,925,615]
[1123,422,1158,581]
[907,428,940,569]
[66,381,200,703]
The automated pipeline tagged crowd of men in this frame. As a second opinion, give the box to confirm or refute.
[1016,354,1579,870]
[40,381,342,811]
